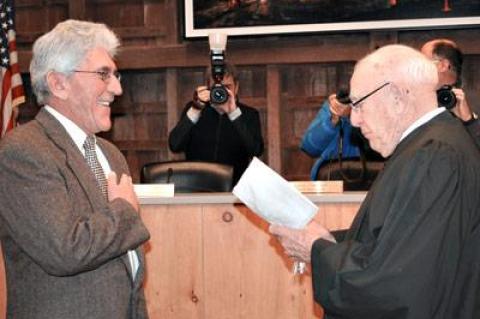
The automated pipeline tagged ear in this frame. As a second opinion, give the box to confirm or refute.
[436,58,451,73]
[389,83,409,116]
[46,71,70,100]
[234,81,239,96]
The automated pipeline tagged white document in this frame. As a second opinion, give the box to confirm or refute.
[233,157,318,229]
[134,184,175,198]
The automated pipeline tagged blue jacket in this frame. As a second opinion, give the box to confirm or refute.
[300,101,360,180]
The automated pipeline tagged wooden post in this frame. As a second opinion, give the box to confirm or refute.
[166,68,181,161]
[266,65,281,173]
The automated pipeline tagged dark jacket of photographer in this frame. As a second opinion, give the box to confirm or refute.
[168,101,264,186]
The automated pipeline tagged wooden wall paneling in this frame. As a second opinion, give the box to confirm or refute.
[68,0,86,20]
[123,149,141,181]
[140,204,205,319]
[266,65,281,173]
[281,64,329,180]
[369,31,399,51]
[163,0,179,45]
[86,0,166,46]
[87,0,145,28]
[115,33,371,71]
[15,0,69,47]
[236,66,268,162]
[202,204,316,319]
[110,70,168,181]
[163,67,204,162]
[462,55,480,114]
[177,67,205,110]
[398,28,480,54]
[17,75,40,125]
[336,63,355,90]
[166,67,182,160]
[280,62,357,180]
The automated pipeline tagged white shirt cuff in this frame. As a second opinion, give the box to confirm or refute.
[187,107,202,124]
[228,107,242,121]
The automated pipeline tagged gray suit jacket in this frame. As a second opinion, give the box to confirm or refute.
[0,108,150,319]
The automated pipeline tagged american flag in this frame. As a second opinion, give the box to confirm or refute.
[0,0,24,137]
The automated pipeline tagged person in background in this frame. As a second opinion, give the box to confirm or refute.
[421,38,480,139]
[301,90,383,185]
[0,20,150,319]
[270,44,480,318]
[168,62,264,186]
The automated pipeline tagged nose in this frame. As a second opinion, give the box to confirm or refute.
[350,109,362,128]
[108,74,123,96]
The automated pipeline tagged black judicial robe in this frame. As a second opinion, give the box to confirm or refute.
[311,111,480,319]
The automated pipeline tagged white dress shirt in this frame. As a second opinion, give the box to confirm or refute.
[45,105,140,280]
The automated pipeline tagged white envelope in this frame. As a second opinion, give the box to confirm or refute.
[233,157,318,229]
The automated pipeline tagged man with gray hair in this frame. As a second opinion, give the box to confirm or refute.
[270,45,480,318]
[0,20,150,318]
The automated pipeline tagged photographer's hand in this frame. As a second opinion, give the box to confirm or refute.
[451,88,474,122]
[193,86,210,110]
[328,93,351,126]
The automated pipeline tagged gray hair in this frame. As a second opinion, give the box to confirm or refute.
[29,19,120,104]
[356,44,438,90]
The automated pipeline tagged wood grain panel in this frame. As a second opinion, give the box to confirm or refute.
[68,0,86,19]
[87,1,145,28]
[203,204,315,319]
[266,65,281,173]
[140,204,205,319]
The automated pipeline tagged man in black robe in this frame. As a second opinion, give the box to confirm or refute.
[270,44,480,319]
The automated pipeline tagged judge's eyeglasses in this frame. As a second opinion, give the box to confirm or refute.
[350,82,391,111]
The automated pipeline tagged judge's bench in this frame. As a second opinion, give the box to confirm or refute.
[0,189,365,319]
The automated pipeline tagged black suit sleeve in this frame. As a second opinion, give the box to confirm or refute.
[231,105,264,157]
[465,119,480,148]
[168,102,195,153]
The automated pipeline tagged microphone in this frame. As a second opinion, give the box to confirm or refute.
[336,88,352,104]
[166,168,173,184]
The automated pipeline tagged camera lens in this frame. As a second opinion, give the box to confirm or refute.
[210,84,229,104]
[436,86,457,110]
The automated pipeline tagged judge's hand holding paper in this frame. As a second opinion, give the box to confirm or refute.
[233,157,336,273]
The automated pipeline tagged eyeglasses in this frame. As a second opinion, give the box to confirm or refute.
[350,82,391,111]
[73,69,121,82]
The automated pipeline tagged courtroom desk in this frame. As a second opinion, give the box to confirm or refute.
[0,191,365,319]
[138,192,366,319]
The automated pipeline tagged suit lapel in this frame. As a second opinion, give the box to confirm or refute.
[35,109,106,206]
[35,109,137,279]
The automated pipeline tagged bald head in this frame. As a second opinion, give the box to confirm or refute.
[349,45,438,157]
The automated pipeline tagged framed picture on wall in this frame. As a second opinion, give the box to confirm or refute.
[183,0,480,38]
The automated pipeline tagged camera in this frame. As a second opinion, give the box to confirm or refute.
[210,51,229,104]
[209,33,229,105]
[437,85,457,109]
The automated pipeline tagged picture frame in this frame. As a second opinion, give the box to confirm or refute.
[184,1,480,38]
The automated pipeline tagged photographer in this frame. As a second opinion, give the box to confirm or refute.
[301,92,383,185]
[168,62,264,186]
[421,39,480,139]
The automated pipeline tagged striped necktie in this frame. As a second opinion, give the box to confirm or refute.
[83,135,108,198]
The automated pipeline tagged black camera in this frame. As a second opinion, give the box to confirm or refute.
[210,50,229,105]
[437,85,457,109]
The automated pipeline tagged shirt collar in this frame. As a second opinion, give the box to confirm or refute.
[400,107,446,142]
[44,105,88,154]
